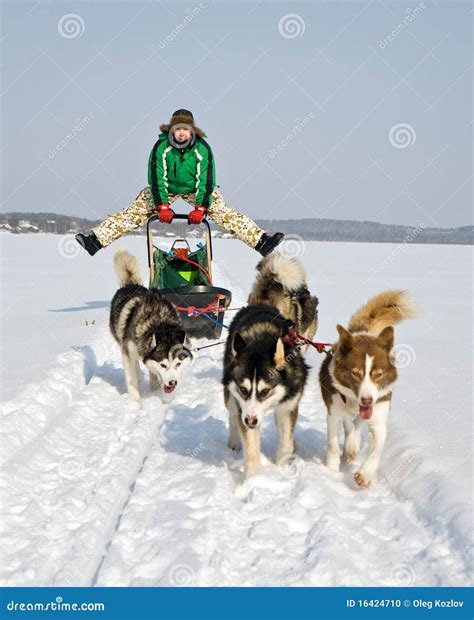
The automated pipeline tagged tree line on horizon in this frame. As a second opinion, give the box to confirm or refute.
[1,212,472,245]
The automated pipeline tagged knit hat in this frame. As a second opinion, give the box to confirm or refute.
[160,108,204,137]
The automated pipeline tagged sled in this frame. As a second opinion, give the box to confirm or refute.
[147,213,232,340]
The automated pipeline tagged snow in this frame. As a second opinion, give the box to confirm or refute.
[0,233,472,587]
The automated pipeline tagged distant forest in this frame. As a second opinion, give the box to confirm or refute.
[1,212,472,245]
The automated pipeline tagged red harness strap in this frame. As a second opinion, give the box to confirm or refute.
[175,297,221,316]
[281,327,334,355]
[281,327,300,348]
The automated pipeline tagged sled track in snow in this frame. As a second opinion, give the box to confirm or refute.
[1,264,471,587]
[93,339,470,587]
[0,326,169,586]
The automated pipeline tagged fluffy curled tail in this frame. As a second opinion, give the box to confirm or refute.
[257,252,306,292]
[113,249,143,287]
[348,290,418,335]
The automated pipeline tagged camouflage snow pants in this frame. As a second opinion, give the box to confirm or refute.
[92,187,264,249]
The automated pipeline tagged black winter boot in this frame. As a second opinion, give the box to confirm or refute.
[255,232,284,257]
[75,232,103,256]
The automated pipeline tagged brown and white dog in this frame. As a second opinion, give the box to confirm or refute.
[319,290,418,488]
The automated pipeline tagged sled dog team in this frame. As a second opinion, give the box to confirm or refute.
[110,249,417,488]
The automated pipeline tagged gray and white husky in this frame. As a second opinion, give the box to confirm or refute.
[110,249,192,402]
[223,256,313,479]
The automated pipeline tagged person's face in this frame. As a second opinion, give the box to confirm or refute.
[174,126,192,141]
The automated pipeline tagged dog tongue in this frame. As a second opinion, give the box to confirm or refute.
[359,405,373,420]
[164,385,175,394]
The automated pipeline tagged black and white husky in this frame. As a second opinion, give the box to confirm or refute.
[110,249,192,402]
[222,256,313,479]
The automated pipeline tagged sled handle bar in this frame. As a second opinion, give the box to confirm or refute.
[146,214,213,269]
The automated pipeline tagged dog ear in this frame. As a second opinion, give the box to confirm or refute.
[336,324,352,352]
[377,326,394,351]
[274,337,286,368]
[176,328,186,344]
[232,333,246,357]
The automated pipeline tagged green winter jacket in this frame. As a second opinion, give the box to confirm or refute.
[147,132,216,208]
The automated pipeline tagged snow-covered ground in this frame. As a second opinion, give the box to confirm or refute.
[0,233,472,586]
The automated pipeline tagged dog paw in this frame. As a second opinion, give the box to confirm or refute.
[354,471,372,488]
[227,440,241,452]
[344,448,359,463]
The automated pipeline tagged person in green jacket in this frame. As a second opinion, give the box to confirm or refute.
[76,109,284,256]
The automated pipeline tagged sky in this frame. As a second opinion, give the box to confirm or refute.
[1,0,472,227]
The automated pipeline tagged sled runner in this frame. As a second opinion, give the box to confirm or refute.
[147,214,232,340]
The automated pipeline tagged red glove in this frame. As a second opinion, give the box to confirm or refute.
[156,203,174,224]
[188,206,207,225]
